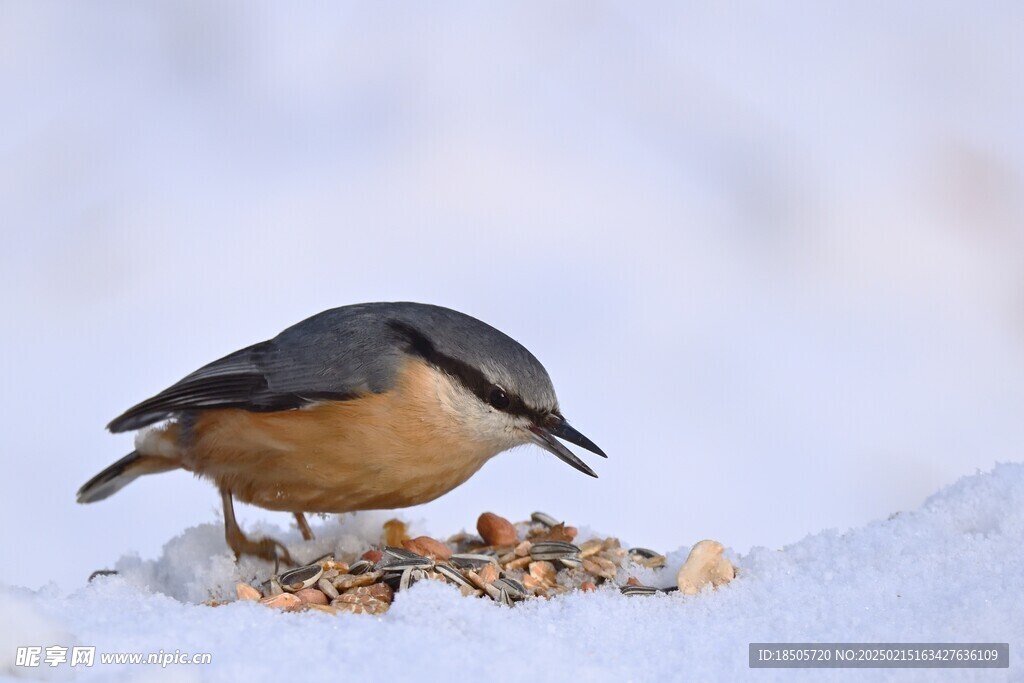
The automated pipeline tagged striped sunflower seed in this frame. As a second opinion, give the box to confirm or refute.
[279,563,324,592]
[530,511,560,527]
[450,553,500,570]
[380,556,435,572]
[529,541,581,561]
[347,560,375,575]
[492,578,528,600]
[397,565,417,593]
[434,563,475,590]
[383,546,422,561]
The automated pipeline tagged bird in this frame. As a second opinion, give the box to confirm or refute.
[77,302,605,564]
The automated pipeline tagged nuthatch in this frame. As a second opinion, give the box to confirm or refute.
[77,302,605,563]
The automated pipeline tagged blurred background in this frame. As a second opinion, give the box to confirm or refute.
[2,2,1022,590]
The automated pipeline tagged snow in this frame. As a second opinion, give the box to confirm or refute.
[2,464,1021,682]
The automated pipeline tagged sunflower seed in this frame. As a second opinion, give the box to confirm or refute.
[383,546,423,561]
[399,567,413,592]
[279,564,324,592]
[531,540,579,553]
[530,511,560,527]
[450,553,500,570]
[398,567,426,592]
[381,556,435,572]
[492,578,528,600]
[347,560,375,575]
[530,541,581,561]
[557,557,583,569]
[434,563,474,589]
[497,587,512,606]
[620,584,660,596]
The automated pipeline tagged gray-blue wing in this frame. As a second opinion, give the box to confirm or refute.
[106,305,405,433]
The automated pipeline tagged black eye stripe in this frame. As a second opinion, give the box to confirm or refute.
[388,320,547,422]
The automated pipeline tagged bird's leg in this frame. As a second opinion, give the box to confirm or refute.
[294,512,315,541]
[220,489,294,567]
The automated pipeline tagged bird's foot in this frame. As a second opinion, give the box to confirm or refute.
[294,512,315,541]
[221,489,295,570]
[230,535,295,570]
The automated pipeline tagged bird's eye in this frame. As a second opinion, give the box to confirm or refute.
[487,386,510,410]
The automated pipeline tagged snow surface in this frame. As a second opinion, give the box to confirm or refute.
[2,464,1021,682]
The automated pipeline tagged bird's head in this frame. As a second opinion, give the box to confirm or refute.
[387,312,606,477]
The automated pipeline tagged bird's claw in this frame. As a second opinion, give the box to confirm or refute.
[232,536,295,570]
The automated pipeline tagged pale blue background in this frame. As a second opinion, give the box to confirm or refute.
[2,2,1022,589]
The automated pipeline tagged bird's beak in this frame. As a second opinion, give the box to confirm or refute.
[526,417,606,478]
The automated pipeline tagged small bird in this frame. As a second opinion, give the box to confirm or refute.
[78,302,605,563]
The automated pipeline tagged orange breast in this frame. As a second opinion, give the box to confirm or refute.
[180,359,506,512]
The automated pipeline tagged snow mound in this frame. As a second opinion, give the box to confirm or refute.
[3,464,1022,682]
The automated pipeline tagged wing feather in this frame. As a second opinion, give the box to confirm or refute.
[107,343,290,432]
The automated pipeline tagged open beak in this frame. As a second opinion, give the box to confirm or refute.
[526,416,606,478]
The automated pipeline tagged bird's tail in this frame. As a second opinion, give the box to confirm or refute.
[76,450,180,503]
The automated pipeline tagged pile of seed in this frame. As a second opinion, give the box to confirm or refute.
[234,511,677,615]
